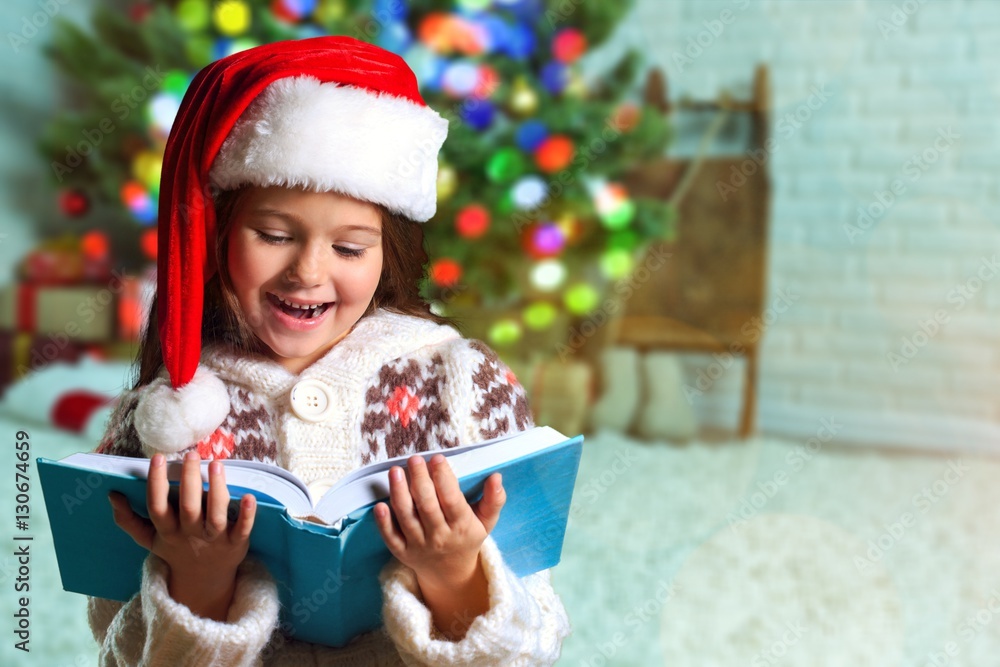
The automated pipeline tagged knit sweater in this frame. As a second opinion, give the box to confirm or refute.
[87,308,572,666]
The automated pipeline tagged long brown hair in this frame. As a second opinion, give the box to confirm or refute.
[132,186,451,389]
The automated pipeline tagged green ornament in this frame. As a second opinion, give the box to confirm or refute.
[564,283,599,315]
[176,0,210,32]
[486,148,526,184]
[600,248,633,279]
[600,200,636,230]
[524,302,557,330]
[488,318,522,346]
[608,229,640,251]
[162,70,190,97]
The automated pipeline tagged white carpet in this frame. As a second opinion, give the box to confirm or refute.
[553,429,1000,666]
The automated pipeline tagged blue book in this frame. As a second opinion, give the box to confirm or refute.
[37,426,582,648]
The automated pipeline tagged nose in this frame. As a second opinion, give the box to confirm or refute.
[285,243,324,287]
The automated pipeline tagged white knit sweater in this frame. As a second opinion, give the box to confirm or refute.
[87,309,572,666]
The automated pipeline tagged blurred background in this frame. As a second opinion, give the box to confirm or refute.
[1,0,999,664]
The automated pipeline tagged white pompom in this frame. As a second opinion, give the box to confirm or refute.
[133,367,231,455]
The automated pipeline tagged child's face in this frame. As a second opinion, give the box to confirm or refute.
[226,186,384,374]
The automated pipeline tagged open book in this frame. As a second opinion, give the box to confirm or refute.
[38,426,583,648]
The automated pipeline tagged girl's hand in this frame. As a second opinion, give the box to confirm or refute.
[373,454,505,639]
[108,451,257,621]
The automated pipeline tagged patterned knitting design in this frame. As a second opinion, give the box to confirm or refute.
[223,388,279,463]
[96,390,142,457]
[468,340,534,439]
[360,352,458,464]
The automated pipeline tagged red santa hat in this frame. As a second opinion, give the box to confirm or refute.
[135,36,447,455]
[160,35,447,391]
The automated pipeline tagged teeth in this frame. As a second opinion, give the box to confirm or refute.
[277,295,324,310]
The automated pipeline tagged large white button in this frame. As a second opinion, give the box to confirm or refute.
[289,379,335,422]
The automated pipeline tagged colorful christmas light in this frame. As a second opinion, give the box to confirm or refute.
[530,259,566,291]
[455,204,490,239]
[535,135,574,173]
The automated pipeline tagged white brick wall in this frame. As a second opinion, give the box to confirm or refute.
[624,0,1000,451]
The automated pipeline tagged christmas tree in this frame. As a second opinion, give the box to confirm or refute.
[39,0,672,357]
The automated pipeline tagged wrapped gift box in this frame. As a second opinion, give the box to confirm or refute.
[0,276,133,342]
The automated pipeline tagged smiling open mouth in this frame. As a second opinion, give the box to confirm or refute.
[268,293,333,320]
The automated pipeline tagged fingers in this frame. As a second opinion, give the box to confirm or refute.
[230,494,256,543]
[472,473,506,534]
[146,454,177,535]
[373,502,406,556]
[388,464,422,546]
[429,455,471,526]
[178,451,205,533]
[406,456,448,534]
[205,461,230,539]
[109,491,155,550]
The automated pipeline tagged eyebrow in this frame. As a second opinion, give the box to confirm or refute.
[250,207,382,236]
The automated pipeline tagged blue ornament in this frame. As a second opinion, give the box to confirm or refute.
[516,120,549,151]
[212,38,233,62]
[503,22,536,59]
[496,0,543,22]
[475,15,510,54]
[377,21,412,54]
[404,45,446,91]
[460,99,496,131]
[374,0,407,21]
[540,61,568,95]
[282,0,318,19]
[296,24,326,39]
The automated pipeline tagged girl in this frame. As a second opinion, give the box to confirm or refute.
[88,36,570,665]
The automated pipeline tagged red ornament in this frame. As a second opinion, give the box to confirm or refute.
[473,65,500,99]
[128,3,153,22]
[430,258,462,287]
[535,136,575,173]
[81,231,110,261]
[521,223,566,259]
[553,28,588,64]
[612,103,641,132]
[456,204,490,239]
[141,228,158,260]
[58,189,89,217]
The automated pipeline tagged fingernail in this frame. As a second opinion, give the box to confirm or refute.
[390,467,402,482]
[210,461,221,475]
[185,450,199,461]
[151,454,164,468]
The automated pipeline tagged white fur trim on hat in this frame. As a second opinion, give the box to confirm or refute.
[133,366,231,455]
[209,76,449,222]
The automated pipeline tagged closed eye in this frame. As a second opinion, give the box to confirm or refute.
[254,230,291,245]
[334,246,366,259]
